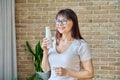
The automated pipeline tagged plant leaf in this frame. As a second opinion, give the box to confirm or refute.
[26,41,35,56]
[26,41,43,72]
[35,41,43,62]
[27,73,36,80]
[35,41,43,54]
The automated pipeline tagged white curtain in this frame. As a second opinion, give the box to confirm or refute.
[0,0,17,80]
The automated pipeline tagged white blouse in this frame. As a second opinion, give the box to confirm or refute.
[48,39,92,80]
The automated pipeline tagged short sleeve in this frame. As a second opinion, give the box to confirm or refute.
[78,42,92,61]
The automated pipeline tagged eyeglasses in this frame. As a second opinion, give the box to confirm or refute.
[55,19,68,25]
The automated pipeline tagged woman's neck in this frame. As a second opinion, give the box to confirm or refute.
[61,32,73,41]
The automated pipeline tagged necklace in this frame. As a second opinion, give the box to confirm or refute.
[57,39,73,53]
[60,37,73,42]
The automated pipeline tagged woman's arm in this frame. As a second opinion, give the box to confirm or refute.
[67,59,94,79]
[41,38,50,72]
[54,59,94,79]
[41,51,50,72]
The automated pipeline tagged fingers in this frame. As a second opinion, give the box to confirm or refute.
[43,38,49,43]
[42,38,48,45]
[53,67,61,76]
[53,67,64,76]
[41,38,50,49]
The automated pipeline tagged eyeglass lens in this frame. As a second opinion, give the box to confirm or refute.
[55,19,67,25]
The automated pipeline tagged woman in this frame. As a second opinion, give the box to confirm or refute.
[41,9,94,80]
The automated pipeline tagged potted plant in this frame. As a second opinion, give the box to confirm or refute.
[26,41,50,80]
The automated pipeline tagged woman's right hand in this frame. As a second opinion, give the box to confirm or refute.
[41,38,49,55]
[41,38,50,72]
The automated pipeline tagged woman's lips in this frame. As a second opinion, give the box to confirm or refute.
[58,27,65,30]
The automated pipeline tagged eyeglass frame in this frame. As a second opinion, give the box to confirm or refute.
[55,19,68,25]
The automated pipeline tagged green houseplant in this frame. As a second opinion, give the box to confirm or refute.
[26,41,50,80]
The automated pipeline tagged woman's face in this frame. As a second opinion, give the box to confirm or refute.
[55,15,73,34]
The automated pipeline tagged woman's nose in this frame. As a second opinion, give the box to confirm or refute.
[58,22,63,26]
[59,23,63,26]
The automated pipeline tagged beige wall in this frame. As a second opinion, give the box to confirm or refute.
[15,0,120,80]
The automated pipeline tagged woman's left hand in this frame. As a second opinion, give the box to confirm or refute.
[53,67,68,76]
